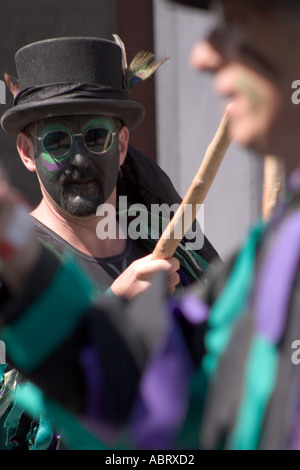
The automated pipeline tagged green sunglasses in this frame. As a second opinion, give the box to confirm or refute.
[32,127,117,159]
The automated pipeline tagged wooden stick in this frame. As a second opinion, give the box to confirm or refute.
[152,105,233,260]
[262,155,284,221]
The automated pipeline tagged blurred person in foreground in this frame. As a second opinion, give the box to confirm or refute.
[164,0,300,450]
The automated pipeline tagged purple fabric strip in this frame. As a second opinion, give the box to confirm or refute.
[79,346,124,445]
[177,294,209,324]
[128,323,194,450]
[254,207,300,343]
[79,345,103,418]
[168,294,209,325]
[288,169,300,193]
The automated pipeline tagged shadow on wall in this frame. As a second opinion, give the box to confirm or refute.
[0,0,156,206]
[0,0,118,205]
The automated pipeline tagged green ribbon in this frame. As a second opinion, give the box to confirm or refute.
[228,336,278,450]
[14,382,110,450]
[203,219,266,377]
[176,219,266,448]
[1,256,98,372]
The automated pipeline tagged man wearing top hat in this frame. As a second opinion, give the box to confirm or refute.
[1,36,219,302]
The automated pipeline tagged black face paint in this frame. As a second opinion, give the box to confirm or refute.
[34,116,120,216]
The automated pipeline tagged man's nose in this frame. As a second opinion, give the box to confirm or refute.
[70,138,91,169]
[189,35,224,72]
[71,152,91,169]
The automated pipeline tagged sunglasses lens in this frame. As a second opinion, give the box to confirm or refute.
[84,128,113,154]
[43,131,72,158]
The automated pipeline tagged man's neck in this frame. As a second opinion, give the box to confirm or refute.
[31,194,127,258]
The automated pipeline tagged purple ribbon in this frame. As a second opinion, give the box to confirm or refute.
[254,207,300,342]
[128,324,193,449]
[128,295,208,449]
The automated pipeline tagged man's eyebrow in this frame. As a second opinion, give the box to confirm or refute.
[239,43,282,78]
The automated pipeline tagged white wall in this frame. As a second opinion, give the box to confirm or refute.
[153,0,264,260]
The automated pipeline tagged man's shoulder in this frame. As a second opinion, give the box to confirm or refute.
[30,217,67,256]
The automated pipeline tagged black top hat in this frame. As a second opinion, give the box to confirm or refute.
[169,0,210,9]
[1,37,146,136]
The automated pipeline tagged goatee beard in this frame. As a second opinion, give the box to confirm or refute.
[58,189,102,216]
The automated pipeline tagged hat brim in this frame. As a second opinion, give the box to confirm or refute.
[1,98,145,136]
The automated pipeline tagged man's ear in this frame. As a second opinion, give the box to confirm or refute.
[119,126,129,166]
[16,133,36,172]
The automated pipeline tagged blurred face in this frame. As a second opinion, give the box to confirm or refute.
[33,115,124,216]
[190,0,300,171]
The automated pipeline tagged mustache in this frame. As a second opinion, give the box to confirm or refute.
[60,168,99,185]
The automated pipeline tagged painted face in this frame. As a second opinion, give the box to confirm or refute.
[34,115,121,216]
[190,0,300,165]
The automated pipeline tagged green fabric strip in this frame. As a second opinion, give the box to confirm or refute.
[0,364,6,388]
[37,237,64,260]
[13,382,109,450]
[1,256,98,372]
[175,366,208,449]
[176,220,266,448]
[228,335,278,450]
[3,397,25,447]
[203,220,266,378]
[30,416,55,450]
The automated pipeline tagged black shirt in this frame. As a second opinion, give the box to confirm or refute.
[31,218,149,290]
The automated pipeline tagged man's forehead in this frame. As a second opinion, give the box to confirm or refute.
[39,114,115,123]
[37,115,116,128]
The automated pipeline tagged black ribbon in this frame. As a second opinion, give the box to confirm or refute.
[14,83,130,105]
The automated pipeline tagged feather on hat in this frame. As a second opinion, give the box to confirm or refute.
[1,35,169,136]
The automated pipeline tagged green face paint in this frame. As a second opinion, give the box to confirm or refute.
[238,76,266,110]
[82,116,116,133]
[34,115,121,216]
[39,123,73,181]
